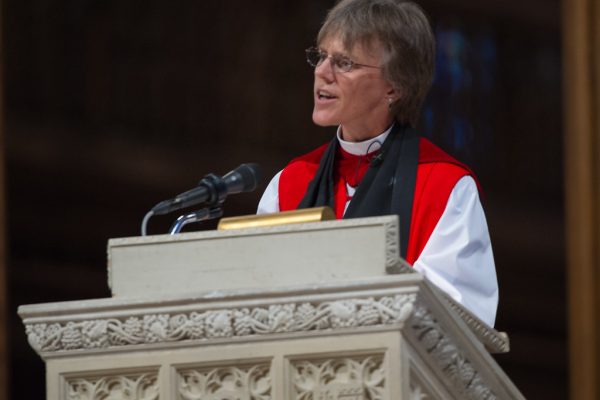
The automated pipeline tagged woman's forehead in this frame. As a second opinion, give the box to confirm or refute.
[319,34,383,58]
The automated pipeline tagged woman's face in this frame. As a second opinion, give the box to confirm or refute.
[312,35,395,142]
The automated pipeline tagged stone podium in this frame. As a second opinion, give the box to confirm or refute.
[18,216,524,399]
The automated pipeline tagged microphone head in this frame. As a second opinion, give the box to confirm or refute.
[223,163,262,194]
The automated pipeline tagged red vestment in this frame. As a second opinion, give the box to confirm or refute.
[278,137,474,265]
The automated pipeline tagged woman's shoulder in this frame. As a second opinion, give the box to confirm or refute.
[287,142,330,166]
[418,137,470,171]
[280,141,330,186]
[277,142,331,211]
[417,136,482,193]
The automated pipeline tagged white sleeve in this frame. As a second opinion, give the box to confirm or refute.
[412,176,499,327]
[257,171,282,214]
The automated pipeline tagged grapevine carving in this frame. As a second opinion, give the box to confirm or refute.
[410,306,497,400]
[26,295,416,353]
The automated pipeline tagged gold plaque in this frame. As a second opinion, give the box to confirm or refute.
[217,207,336,230]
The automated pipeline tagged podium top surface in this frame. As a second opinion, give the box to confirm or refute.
[108,215,408,298]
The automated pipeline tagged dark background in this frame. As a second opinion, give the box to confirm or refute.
[4,0,564,398]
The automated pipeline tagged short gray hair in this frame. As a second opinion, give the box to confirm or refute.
[317,0,435,127]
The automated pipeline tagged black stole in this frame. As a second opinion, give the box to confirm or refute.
[297,124,420,258]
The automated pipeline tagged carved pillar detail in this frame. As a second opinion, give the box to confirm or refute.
[177,363,271,400]
[408,371,437,400]
[290,355,385,400]
[409,384,428,400]
[65,373,159,400]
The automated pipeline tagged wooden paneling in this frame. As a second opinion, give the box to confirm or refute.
[563,0,600,398]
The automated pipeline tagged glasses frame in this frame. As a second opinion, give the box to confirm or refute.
[305,47,381,73]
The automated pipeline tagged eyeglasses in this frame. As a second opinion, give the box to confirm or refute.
[305,47,381,73]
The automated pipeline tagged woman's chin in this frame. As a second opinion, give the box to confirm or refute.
[312,112,338,127]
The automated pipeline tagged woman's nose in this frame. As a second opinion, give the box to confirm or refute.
[315,57,335,82]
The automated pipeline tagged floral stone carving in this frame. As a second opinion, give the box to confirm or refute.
[291,355,385,400]
[25,294,416,353]
[66,373,158,400]
[178,364,271,400]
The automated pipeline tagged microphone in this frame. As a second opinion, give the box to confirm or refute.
[370,152,384,166]
[151,163,262,215]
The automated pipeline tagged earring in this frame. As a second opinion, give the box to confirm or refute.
[387,97,394,110]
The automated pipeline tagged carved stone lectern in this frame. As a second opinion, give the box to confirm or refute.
[18,216,524,399]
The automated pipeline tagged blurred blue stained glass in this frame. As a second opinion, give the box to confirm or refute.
[422,23,497,166]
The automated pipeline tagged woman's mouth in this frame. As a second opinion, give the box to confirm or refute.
[317,90,337,100]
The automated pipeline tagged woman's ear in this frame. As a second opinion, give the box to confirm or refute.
[386,86,400,102]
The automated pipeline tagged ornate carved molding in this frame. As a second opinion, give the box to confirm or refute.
[25,294,416,353]
[178,364,271,400]
[440,293,510,354]
[66,373,159,400]
[291,355,385,400]
[410,305,497,400]
[382,218,401,270]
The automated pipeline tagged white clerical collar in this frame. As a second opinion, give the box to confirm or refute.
[336,125,393,156]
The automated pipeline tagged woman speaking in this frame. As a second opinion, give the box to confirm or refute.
[258,0,498,327]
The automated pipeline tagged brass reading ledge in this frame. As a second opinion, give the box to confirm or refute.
[218,206,336,230]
